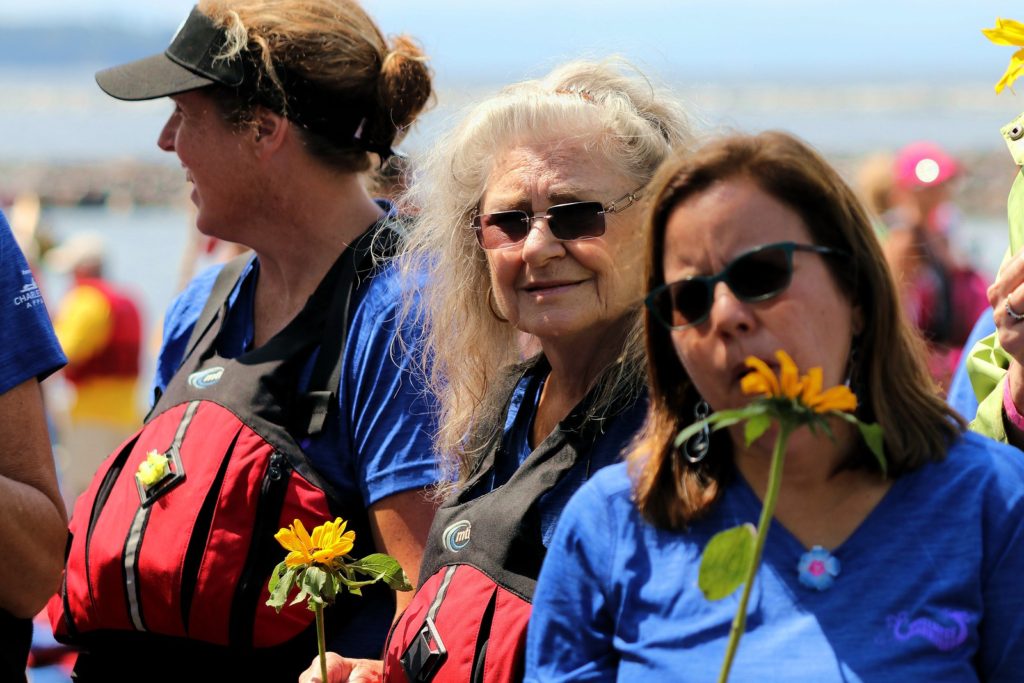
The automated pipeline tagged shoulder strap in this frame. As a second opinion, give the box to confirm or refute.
[181,253,252,363]
[302,221,400,436]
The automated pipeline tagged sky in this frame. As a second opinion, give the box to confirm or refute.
[2,0,1022,84]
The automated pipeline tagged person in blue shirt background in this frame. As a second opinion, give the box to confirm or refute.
[0,210,67,682]
[947,307,995,420]
[527,132,1024,682]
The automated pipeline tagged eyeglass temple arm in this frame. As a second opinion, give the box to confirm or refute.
[604,187,644,214]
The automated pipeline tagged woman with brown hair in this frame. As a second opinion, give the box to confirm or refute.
[526,132,1024,681]
[48,2,437,679]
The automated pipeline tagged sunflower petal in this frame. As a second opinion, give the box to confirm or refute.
[995,49,1024,93]
[324,518,344,546]
[274,528,303,553]
[741,373,774,397]
[285,550,310,567]
[337,531,355,556]
[776,350,802,399]
[812,385,858,414]
[799,366,824,406]
[293,519,313,551]
[743,356,779,396]
[312,549,337,565]
[983,18,1024,46]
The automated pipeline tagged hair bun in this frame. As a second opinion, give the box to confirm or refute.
[375,34,433,142]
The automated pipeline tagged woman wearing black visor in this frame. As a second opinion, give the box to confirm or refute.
[47,2,438,680]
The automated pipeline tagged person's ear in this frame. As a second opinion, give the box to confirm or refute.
[252,108,288,157]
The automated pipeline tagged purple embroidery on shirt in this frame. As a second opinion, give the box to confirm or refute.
[887,610,971,652]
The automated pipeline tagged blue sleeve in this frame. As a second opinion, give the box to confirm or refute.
[977,449,1024,680]
[0,214,65,394]
[947,309,995,420]
[150,264,225,402]
[343,268,439,505]
[526,466,621,682]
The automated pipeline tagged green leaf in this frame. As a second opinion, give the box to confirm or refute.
[267,560,286,595]
[698,523,757,601]
[836,414,887,477]
[290,569,309,606]
[266,563,298,612]
[743,414,771,447]
[302,565,328,600]
[321,568,339,603]
[673,405,769,449]
[349,553,414,591]
[336,573,383,590]
[857,421,887,476]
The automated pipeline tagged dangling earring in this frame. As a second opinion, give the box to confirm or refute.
[843,338,861,390]
[683,399,711,464]
[487,285,509,323]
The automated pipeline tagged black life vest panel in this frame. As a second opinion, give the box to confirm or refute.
[384,357,631,683]
[48,223,395,681]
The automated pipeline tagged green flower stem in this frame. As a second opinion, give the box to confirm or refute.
[717,422,792,683]
[316,602,328,683]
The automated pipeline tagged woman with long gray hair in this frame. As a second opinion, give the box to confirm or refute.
[301,58,693,682]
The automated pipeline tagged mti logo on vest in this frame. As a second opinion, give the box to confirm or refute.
[188,366,225,389]
[442,520,471,552]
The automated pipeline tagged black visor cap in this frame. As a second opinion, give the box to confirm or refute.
[95,6,246,101]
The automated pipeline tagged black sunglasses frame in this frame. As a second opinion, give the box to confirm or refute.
[469,186,643,250]
[645,241,848,331]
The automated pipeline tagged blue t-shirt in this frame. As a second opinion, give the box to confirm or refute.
[152,246,438,656]
[526,432,1024,682]
[0,213,65,392]
[483,364,647,546]
[947,308,995,421]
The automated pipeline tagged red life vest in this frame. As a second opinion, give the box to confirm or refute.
[62,278,141,384]
[48,227,390,681]
[384,359,624,683]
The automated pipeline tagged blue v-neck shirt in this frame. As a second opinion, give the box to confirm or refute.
[527,431,1024,682]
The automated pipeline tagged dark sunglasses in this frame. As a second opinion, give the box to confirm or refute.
[470,186,643,250]
[645,241,848,330]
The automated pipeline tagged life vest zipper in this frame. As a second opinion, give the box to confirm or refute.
[229,451,291,646]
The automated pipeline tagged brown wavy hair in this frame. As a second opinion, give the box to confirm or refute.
[630,131,965,530]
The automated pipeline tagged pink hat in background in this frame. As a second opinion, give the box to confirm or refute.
[894,141,959,189]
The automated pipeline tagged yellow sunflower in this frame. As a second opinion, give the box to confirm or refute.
[983,17,1024,93]
[740,350,857,414]
[274,517,355,568]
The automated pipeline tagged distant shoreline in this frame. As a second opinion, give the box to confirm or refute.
[0,161,185,210]
[0,150,1016,217]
